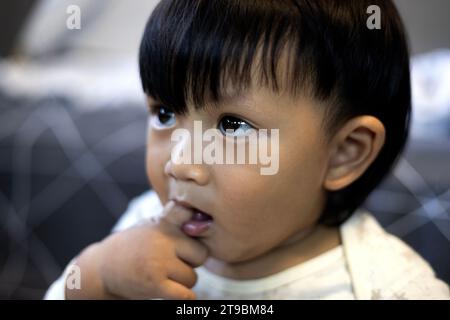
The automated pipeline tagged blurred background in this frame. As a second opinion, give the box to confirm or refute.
[0,0,449,299]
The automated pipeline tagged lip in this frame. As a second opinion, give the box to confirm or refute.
[171,198,214,237]
[171,199,196,211]
[171,199,213,217]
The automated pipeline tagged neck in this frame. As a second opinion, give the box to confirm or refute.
[204,224,342,280]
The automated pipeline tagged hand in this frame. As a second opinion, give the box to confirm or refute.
[66,200,209,299]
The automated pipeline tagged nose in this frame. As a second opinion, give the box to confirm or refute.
[164,132,210,186]
[164,160,210,186]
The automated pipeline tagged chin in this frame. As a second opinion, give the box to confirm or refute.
[205,241,263,264]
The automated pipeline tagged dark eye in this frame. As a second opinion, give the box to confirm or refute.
[218,116,254,137]
[150,105,176,128]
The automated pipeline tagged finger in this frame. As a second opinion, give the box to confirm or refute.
[158,279,196,300]
[167,260,198,288]
[175,238,209,268]
[160,200,192,228]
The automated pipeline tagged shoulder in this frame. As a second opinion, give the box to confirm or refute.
[341,209,450,299]
[112,190,163,232]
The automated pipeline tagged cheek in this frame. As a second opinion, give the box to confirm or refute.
[145,131,170,203]
[277,134,329,220]
[214,168,275,229]
[208,137,327,260]
[216,136,326,225]
[211,167,297,251]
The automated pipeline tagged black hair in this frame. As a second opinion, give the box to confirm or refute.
[139,0,411,226]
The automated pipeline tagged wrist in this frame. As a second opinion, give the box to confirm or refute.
[65,243,109,299]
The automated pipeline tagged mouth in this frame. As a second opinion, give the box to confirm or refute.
[172,199,214,237]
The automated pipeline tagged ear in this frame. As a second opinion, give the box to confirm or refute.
[324,116,386,191]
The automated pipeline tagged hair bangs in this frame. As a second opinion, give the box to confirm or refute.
[139,0,317,114]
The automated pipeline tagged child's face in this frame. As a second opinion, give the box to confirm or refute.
[145,87,331,263]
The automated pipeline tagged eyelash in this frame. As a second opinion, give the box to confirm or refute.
[217,115,255,137]
[149,104,177,129]
[148,105,256,136]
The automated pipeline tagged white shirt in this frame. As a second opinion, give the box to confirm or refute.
[45,190,450,300]
[193,245,354,299]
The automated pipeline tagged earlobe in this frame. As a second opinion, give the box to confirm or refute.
[324,116,386,191]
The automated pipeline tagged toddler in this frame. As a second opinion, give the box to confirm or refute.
[46,0,449,300]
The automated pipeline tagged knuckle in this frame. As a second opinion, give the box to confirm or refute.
[138,260,164,287]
